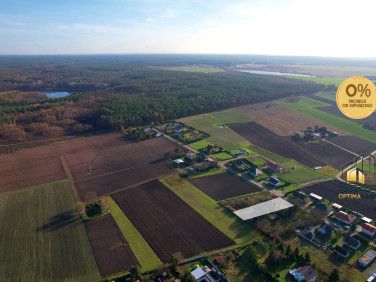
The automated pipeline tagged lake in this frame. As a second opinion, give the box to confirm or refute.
[42,91,71,98]
[239,70,316,77]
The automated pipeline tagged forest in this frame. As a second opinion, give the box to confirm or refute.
[0,55,326,143]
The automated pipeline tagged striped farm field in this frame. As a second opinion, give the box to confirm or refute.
[0,179,100,282]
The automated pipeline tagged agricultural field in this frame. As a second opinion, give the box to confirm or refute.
[107,197,162,271]
[326,136,376,156]
[228,122,324,168]
[189,172,260,201]
[316,105,376,133]
[233,102,346,136]
[0,133,180,199]
[292,139,356,169]
[304,180,376,220]
[0,179,100,282]
[276,96,376,143]
[179,112,251,150]
[161,175,259,245]
[314,91,336,102]
[84,214,139,277]
[111,179,234,262]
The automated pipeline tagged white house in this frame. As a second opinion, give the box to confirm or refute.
[289,265,316,282]
[362,223,376,237]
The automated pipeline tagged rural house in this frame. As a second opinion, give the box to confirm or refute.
[236,149,247,156]
[334,211,356,225]
[316,223,334,236]
[234,159,247,171]
[343,236,361,250]
[190,266,224,282]
[268,175,280,187]
[289,265,316,282]
[359,249,376,267]
[293,191,309,202]
[249,166,263,177]
[267,162,281,172]
[334,245,349,258]
[184,148,193,156]
[315,203,331,213]
[362,223,376,237]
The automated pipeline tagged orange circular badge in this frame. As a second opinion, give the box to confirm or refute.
[336,76,376,119]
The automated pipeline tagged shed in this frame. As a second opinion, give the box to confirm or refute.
[309,193,323,201]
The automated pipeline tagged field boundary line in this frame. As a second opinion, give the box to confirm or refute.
[60,155,81,202]
[321,139,359,157]
[74,165,141,183]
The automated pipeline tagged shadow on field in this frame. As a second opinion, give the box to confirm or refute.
[35,210,80,232]
[149,158,166,164]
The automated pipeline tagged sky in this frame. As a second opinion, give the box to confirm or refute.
[0,0,375,57]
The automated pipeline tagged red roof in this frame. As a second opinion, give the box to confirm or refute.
[183,148,190,154]
[215,255,226,265]
[362,223,376,233]
[335,211,355,223]
[268,162,279,170]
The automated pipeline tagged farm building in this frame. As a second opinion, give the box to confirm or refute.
[343,236,361,250]
[234,198,294,221]
[334,245,349,258]
[363,217,373,224]
[268,175,280,187]
[362,223,376,237]
[334,211,356,224]
[249,167,262,177]
[316,223,334,236]
[359,249,376,267]
[309,193,323,201]
[174,159,184,165]
[190,266,225,282]
[268,162,281,172]
[288,265,316,282]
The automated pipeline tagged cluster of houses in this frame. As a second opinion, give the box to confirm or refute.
[293,126,338,142]
[162,121,207,143]
[292,189,376,269]
[174,149,216,173]
[249,161,281,187]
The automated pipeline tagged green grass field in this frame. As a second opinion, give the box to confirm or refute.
[0,179,100,282]
[248,145,286,163]
[107,197,162,271]
[288,76,345,86]
[213,152,234,160]
[314,91,336,102]
[211,108,253,124]
[161,175,259,245]
[276,96,376,143]
[180,114,250,150]
[280,167,328,184]
[163,66,225,73]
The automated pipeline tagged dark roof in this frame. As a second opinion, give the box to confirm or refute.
[319,223,334,235]
[235,160,245,166]
[293,191,307,200]
[296,265,316,281]
[334,245,349,256]
[315,203,330,211]
[269,177,280,185]
[344,236,360,248]
[303,232,314,240]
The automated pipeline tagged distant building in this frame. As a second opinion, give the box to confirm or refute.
[302,231,315,241]
[309,193,323,201]
[289,265,316,282]
[332,203,342,210]
[234,159,247,170]
[173,159,184,165]
[334,211,356,225]
[362,223,376,237]
[359,249,376,267]
[334,245,349,258]
[268,162,281,172]
[316,223,334,236]
[190,266,225,282]
[236,149,247,156]
[249,166,263,177]
[344,236,361,250]
[183,149,193,156]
